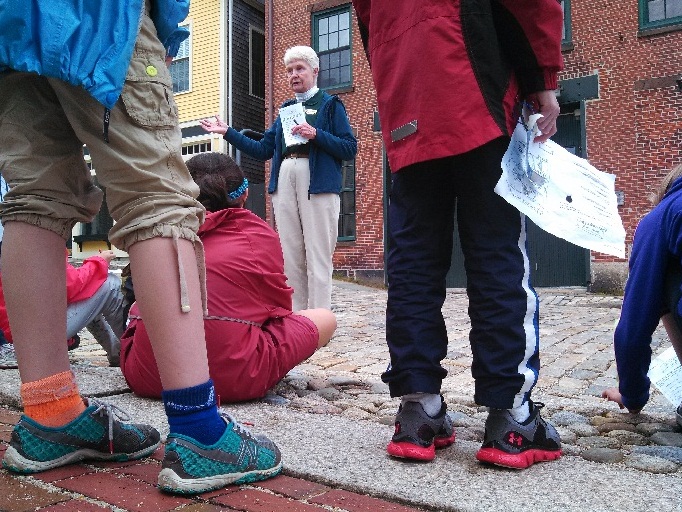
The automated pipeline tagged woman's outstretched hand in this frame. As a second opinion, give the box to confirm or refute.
[200,115,229,135]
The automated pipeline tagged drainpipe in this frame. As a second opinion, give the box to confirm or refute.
[266,0,275,227]
[219,0,227,153]
[228,0,234,147]
[267,0,274,126]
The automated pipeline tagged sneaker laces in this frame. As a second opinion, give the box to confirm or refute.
[219,411,255,440]
[533,401,546,410]
[88,398,132,453]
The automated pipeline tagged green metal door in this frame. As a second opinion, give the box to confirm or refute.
[445,209,589,288]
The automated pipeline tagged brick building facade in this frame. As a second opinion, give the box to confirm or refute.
[265,0,682,289]
[560,0,682,290]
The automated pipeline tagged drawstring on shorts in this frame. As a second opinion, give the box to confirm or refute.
[103,107,111,143]
[171,228,208,315]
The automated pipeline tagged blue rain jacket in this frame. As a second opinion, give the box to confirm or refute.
[224,93,357,196]
[0,0,189,109]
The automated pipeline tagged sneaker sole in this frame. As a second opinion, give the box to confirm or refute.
[157,460,283,494]
[434,432,456,449]
[387,441,436,461]
[475,447,562,469]
[2,441,160,474]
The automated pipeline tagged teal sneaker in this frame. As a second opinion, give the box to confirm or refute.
[158,412,282,494]
[2,398,160,473]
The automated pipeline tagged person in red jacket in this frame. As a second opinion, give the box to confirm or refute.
[352,0,564,468]
[0,250,125,369]
[120,152,336,402]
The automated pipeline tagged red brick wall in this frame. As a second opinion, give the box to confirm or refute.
[561,1,682,262]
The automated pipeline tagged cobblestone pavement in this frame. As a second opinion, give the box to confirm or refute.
[55,282,682,472]
[268,283,682,474]
[1,282,682,511]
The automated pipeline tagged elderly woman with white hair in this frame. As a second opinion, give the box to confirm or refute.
[201,45,357,311]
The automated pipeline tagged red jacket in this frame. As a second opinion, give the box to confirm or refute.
[121,208,300,401]
[352,0,564,172]
[0,253,109,342]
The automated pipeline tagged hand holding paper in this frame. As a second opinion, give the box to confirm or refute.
[279,103,308,147]
[525,90,560,143]
[495,115,626,258]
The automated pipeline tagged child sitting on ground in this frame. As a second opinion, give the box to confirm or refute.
[0,250,126,367]
[120,153,336,401]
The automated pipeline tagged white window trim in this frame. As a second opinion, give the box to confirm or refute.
[172,20,193,95]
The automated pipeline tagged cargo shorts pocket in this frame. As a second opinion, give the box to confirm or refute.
[121,54,179,128]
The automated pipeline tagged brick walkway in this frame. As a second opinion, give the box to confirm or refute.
[0,409,425,512]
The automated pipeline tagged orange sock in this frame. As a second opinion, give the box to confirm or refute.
[20,371,87,427]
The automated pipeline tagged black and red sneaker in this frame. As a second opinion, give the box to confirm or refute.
[67,334,80,351]
[476,401,562,469]
[387,399,455,461]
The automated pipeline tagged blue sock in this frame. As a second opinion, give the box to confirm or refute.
[162,380,226,445]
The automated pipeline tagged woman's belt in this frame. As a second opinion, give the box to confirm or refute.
[283,152,310,159]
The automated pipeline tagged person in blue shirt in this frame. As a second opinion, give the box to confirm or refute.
[603,163,682,428]
[0,0,281,493]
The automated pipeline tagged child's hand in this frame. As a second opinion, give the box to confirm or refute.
[602,387,642,414]
[97,249,116,264]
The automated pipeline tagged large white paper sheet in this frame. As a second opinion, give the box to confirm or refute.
[495,115,626,258]
[649,346,682,406]
[279,103,308,147]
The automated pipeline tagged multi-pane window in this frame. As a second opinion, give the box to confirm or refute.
[640,0,682,29]
[338,158,356,241]
[313,7,351,89]
[250,27,265,98]
[170,25,191,93]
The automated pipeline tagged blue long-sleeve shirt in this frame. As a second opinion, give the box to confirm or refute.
[614,177,682,410]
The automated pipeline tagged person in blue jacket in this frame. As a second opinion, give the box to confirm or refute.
[0,0,281,494]
[200,45,357,311]
[603,163,682,428]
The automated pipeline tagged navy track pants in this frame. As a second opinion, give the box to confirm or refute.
[382,137,540,409]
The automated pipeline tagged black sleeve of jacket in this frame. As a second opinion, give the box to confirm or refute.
[356,12,371,65]
[490,1,548,96]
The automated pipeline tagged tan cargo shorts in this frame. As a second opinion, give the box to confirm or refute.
[0,9,204,252]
